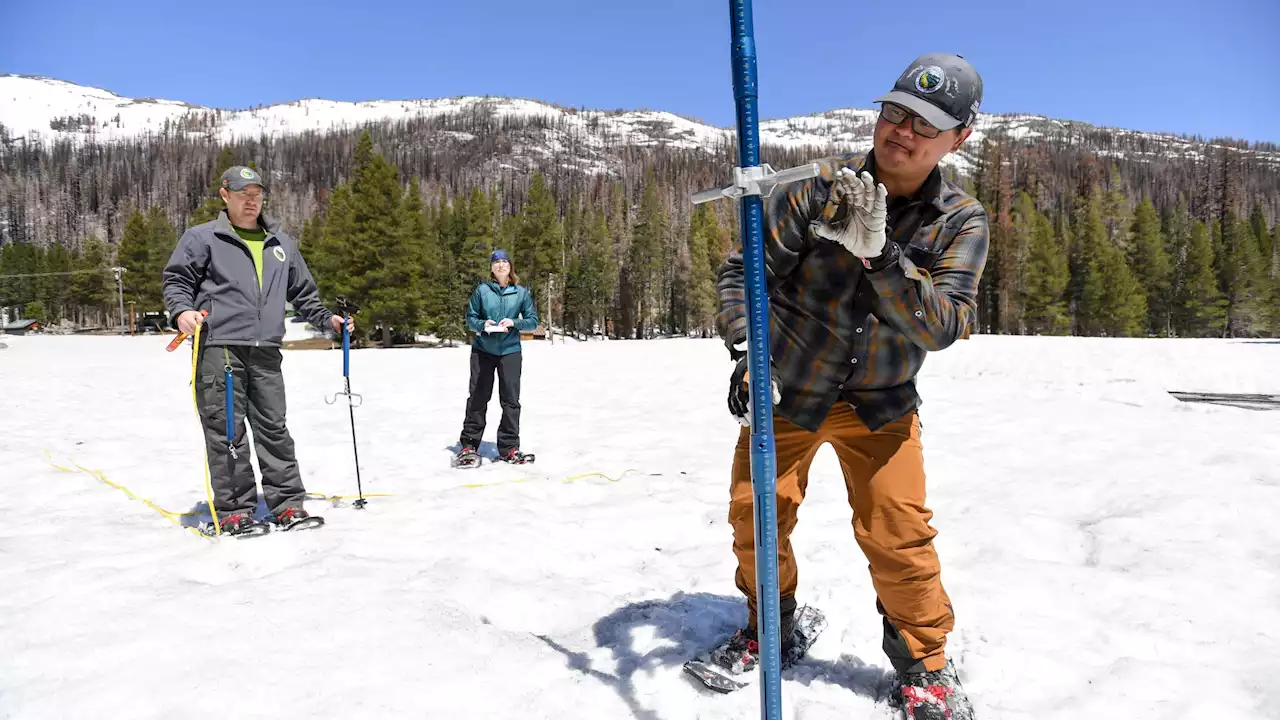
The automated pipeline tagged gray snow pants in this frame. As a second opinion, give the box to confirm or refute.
[195,341,307,519]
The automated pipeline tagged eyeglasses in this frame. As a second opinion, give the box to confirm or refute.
[231,189,266,202]
[879,103,941,139]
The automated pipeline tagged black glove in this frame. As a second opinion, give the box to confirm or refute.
[728,356,781,427]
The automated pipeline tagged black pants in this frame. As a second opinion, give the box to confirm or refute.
[459,349,522,453]
[195,341,306,518]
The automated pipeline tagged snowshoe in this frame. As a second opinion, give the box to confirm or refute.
[683,604,827,693]
[452,446,481,469]
[274,506,325,532]
[498,448,535,464]
[892,660,974,720]
[201,512,271,538]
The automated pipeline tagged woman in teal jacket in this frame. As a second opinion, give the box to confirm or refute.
[455,249,539,467]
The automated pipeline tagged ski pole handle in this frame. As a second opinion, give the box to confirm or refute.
[342,319,350,378]
[165,310,209,352]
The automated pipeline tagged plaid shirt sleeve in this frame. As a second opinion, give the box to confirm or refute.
[864,206,989,351]
[714,164,840,349]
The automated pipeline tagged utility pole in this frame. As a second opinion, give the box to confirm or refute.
[111,266,126,334]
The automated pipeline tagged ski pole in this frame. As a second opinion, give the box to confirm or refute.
[325,297,366,509]
[222,347,237,533]
[690,3,820,718]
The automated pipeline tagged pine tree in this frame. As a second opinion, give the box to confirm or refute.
[70,236,113,326]
[432,191,467,344]
[607,183,629,338]
[346,131,415,347]
[704,204,731,275]
[1096,240,1148,336]
[399,176,432,345]
[517,173,561,324]
[1266,224,1280,335]
[24,299,47,326]
[1163,201,1191,336]
[1249,205,1271,260]
[627,170,665,338]
[993,159,1019,333]
[1127,198,1172,335]
[1214,213,1265,336]
[133,206,177,314]
[564,201,610,337]
[0,242,43,313]
[309,184,353,308]
[1020,204,1069,334]
[299,213,325,252]
[588,206,618,335]
[686,203,720,336]
[561,193,583,333]
[1069,192,1098,334]
[461,187,496,282]
[114,208,171,316]
[1077,192,1146,336]
[1176,218,1227,336]
[42,243,73,323]
[1271,225,1279,284]
[117,210,152,308]
[1066,192,1092,335]
[1101,167,1132,248]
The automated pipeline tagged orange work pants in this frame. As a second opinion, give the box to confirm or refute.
[729,403,953,673]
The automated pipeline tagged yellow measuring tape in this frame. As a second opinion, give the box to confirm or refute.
[44,451,396,536]
[47,445,647,535]
[461,469,647,489]
[44,451,212,540]
[191,322,221,535]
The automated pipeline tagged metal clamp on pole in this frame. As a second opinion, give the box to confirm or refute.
[692,162,821,205]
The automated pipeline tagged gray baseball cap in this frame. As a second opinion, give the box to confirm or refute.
[220,165,266,192]
[874,53,983,131]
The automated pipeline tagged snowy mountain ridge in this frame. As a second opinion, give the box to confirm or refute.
[2,73,1277,177]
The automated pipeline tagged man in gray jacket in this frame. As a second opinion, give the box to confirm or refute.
[163,165,351,535]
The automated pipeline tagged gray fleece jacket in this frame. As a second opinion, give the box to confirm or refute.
[162,211,334,347]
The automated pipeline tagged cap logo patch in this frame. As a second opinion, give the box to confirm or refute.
[240,168,256,179]
[273,247,286,262]
[915,66,945,94]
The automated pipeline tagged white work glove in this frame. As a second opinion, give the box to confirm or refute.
[728,339,781,428]
[813,169,888,258]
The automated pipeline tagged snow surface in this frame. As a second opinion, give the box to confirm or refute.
[2,334,1279,719]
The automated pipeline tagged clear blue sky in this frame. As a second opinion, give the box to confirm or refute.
[2,0,1277,143]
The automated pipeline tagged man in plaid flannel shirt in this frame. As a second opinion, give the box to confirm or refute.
[710,53,988,720]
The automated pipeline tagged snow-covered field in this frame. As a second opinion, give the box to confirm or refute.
[1,334,1278,719]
